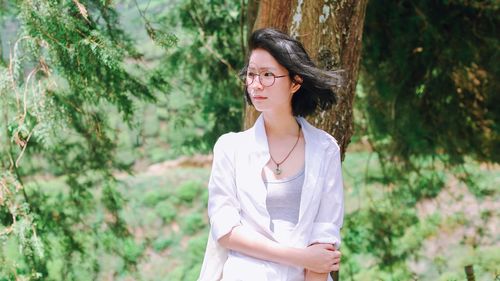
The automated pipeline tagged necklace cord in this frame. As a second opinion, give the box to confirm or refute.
[269,124,301,169]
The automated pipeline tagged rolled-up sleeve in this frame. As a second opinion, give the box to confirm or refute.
[309,145,344,248]
[207,134,241,241]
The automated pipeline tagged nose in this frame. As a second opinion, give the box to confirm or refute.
[249,76,264,91]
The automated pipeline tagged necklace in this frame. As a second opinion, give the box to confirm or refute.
[270,124,301,175]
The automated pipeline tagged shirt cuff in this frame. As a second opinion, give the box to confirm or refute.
[308,222,341,248]
[210,205,241,241]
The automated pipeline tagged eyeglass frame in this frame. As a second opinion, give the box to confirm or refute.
[244,71,289,87]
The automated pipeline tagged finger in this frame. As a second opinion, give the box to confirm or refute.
[331,250,342,258]
[323,244,336,251]
[331,264,340,272]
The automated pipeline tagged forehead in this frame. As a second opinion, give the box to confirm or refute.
[248,48,285,71]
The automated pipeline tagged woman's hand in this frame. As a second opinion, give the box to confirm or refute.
[300,243,341,273]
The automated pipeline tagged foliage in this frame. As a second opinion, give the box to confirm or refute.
[142,188,172,207]
[347,2,500,276]
[0,0,175,279]
[181,212,205,235]
[360,0,500,166]
[166,233,207,281]
[112,167,210,280]
[176,180,203,203]
[340,153,499,280]
[155,201,177,223]
[152,236,174,252]
[154,0,246,153]
[343,200,419,268]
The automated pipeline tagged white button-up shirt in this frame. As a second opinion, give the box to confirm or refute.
[199,115,344,281]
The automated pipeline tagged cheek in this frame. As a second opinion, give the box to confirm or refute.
[272,83,293,97]
[270,89,294,106]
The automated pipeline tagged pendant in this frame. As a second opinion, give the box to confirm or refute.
[274,166,282,175]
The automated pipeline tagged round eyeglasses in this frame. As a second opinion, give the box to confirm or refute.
[245,71,288,87]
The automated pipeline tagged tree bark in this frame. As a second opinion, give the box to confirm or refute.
[244,0,368,159]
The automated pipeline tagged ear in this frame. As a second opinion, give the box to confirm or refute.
[290,75,303,94]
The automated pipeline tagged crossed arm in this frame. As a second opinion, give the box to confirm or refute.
[218,225,340,280]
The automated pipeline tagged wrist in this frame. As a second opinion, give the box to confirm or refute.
[285,247,306,268]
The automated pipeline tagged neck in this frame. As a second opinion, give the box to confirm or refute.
[262,112,300,137]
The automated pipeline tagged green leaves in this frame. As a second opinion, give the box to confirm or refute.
[145,22,178,49]
[155,0,245,153]
[361,0,500,165]
[0,0,176,279]
[350,5,500,276]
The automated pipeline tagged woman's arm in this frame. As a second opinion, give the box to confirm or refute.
[304,142,345,281]
[308,146,344,247]
[218,225,340,273]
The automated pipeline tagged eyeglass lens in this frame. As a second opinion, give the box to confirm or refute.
[246,72,276,87]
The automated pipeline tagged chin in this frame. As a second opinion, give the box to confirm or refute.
[250,103,265,111]
[252,105,268,112]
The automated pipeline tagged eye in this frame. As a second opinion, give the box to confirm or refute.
[247,72,257,77]
[263,72,275,77]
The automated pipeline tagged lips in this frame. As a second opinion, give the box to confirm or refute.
[248,89,267,100]
[252,95,268,100]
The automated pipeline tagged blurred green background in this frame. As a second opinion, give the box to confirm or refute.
[1,0,498,280]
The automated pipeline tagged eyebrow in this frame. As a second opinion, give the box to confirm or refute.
[247,65,277,71]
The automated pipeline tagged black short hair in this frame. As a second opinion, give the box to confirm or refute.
[242,28,342,117]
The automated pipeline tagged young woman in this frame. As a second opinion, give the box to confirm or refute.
[199,28,344,281]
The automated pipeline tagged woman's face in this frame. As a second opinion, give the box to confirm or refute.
[246,48,300,115]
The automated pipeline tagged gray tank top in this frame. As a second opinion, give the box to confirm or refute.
[264,168,304,234]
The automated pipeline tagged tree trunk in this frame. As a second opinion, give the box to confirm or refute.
[245,0,368,159]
